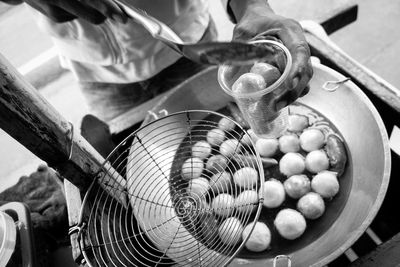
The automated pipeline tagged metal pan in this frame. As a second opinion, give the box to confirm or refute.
[138,63,390,266]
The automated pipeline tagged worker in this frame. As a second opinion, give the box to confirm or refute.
[2,0,313,123]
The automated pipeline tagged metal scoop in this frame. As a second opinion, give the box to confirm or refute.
[115,0,273,65]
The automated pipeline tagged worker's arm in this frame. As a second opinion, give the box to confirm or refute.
[228,0,313,103]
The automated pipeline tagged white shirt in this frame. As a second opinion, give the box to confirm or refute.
[32,0,210,83]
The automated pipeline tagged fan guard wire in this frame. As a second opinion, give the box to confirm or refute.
[77,110,265,267]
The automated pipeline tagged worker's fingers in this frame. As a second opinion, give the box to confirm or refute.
[285,51,313,102]
[232,12,313,107]
[276,19,313,97]
[266,20,312,105]
[293,57,313,97]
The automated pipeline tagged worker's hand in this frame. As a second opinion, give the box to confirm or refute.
[23,0,128,24]
[230,0,313,104]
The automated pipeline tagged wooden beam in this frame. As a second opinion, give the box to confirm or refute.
[350,232,400,266]
[319,4,358,35]
[0,53,127,207]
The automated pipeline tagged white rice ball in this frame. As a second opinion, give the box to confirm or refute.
[279,134,301,153]
[210,171,232,194]
[261,179,285,208]
[188,177,210,198]
[181,157,203,181]
[274,208,307,240]
[212,193,235,217]
[255,138,279,157]
[300,128,325,152]
[311,171,340,198]
[192,140,212,159]
[288,114,309,132]
[218,117,236,132]
[232,73,266,94]
[207,128,226,147]
[305,150,329,173]
[220,139,242,157]
[218,217,244,246]
[240,130,257,146]
[242,222,271,252]
[279,152,306,177]
[233,167,258,189]
[283,174,311,199]
[247,129,259,142]
[297,192,325,220]
[235,190,259,215]
[206,155,228,174]
[250,62,281,86]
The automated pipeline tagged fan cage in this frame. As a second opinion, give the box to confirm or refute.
[78,110,265,267]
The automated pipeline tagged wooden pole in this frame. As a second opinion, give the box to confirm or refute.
[0,53,127,207]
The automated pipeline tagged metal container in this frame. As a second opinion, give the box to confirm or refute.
[0,202,36,266]
[0,210,16,266]
[141,63,391,266]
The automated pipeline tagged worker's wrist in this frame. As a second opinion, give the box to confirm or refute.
[228,0,274,22]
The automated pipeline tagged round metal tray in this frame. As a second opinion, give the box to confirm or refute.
[141,63,391,266]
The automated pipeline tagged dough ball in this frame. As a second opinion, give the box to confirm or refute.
[255,138,279,157]
[242,222,271,252]
[192,140,212,160]
[279,152,306,177]
[240,133,251,146]
[283,174,311,199]
[261,179,285,208]
[233,167,258,189]
[218,117,236,132]
[232,73,266,94]
[207,128,226,147]
[240,129,257,146]
[206,155,228,174]
[250,62,281,86]
[210,171,232,194]
[288,114,309,132]
[218,217,244,246]
[274,209,307,240]
[305,150,329,173]
[279,134,301,153]
[188,177,210,198]
[311,171,340,198]
[220,139,242,157]
[181,157,203,181]
[297,192,325,220]
[212,193,235,217]
[235,190,259,215]
[247,129,259,142]
[198,212,219,242]
[300,128,325,152]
